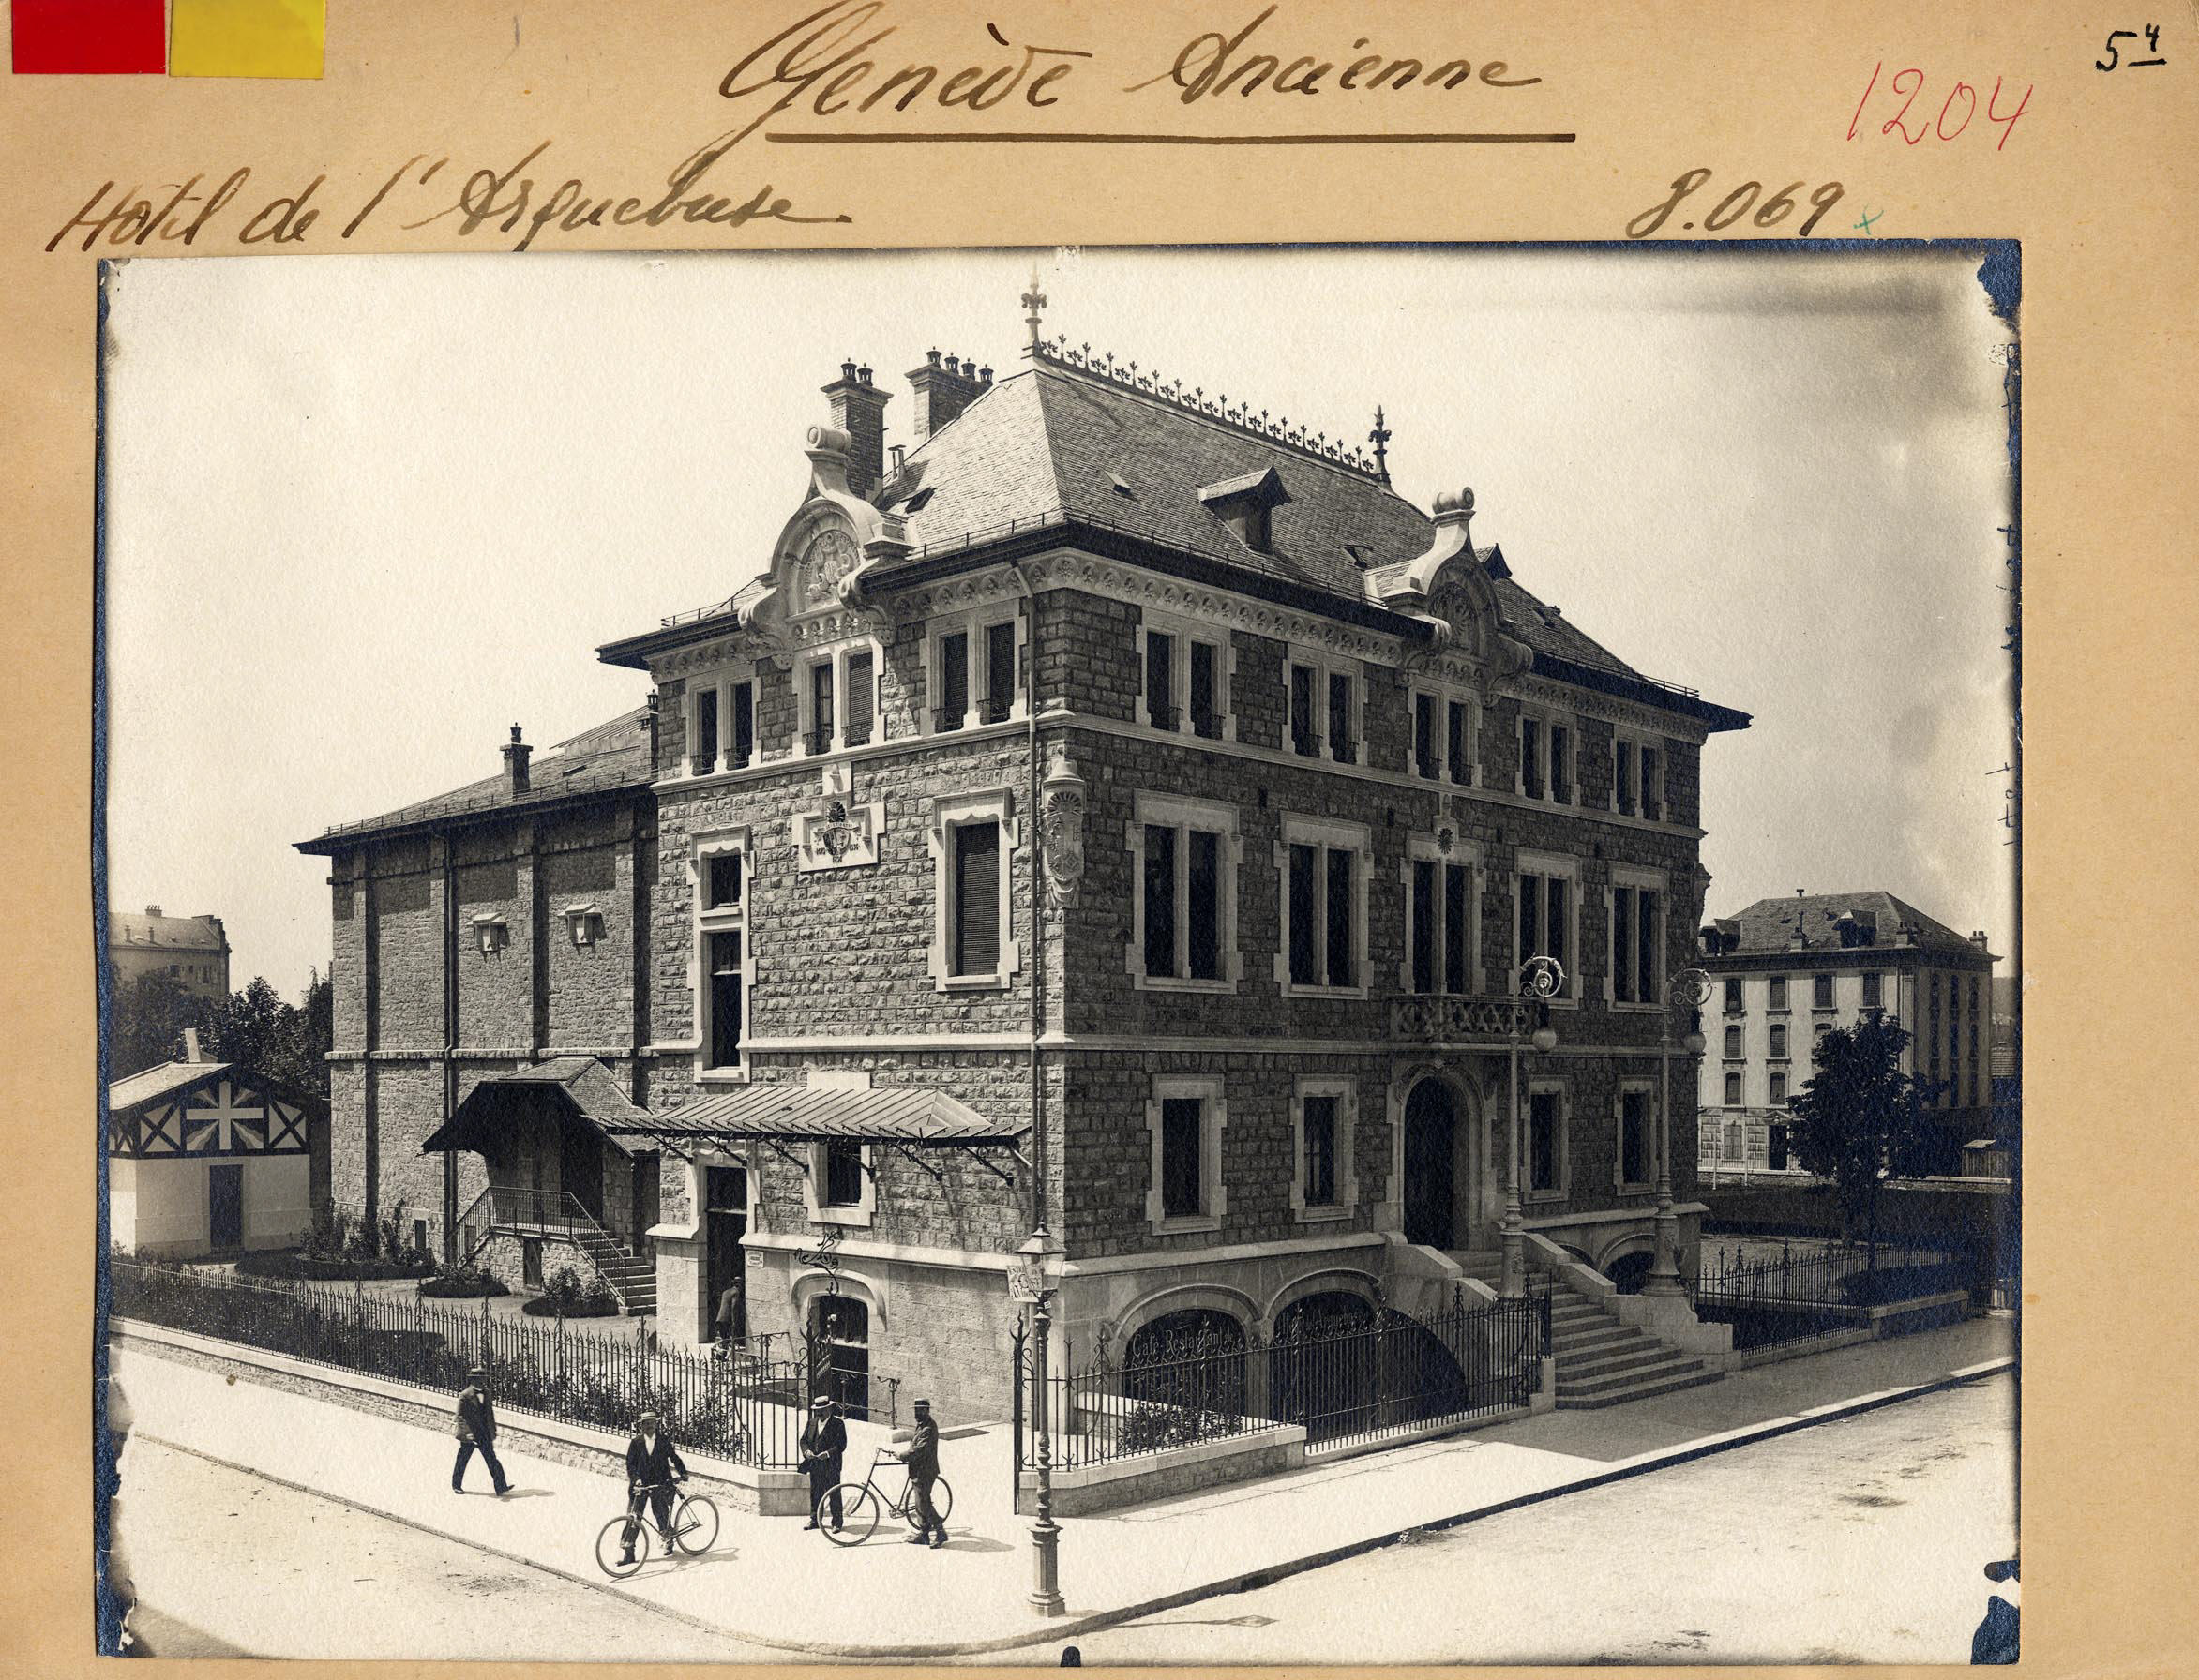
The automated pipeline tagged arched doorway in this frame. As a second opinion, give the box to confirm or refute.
[1402,1078,1457,1248]
[808,1294,870,1419]
[1269,1290,1379,1440]
[1122,1308,1247,1421]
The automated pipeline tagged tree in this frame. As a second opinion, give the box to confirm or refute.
[200,970,334,1096]
[104,969,212,1079]
[1788,1014,1947,1282]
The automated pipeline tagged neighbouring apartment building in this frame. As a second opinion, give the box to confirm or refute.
[299,310,1749,1418]
[108,905,232,1001]
[1694,892,1998,1180]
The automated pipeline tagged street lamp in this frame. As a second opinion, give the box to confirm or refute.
[1502,955,1566,1297]
[1014,1228,1065,1616]
[1648,967,1714,1298]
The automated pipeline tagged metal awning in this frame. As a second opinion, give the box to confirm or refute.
[599,1083,1022,1148]
[421,1057,646,1157]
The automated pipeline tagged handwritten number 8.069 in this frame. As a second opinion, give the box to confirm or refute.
[1625,172,1845,241]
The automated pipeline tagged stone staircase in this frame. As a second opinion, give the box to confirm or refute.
[578,1225,657,1316]
[1446,1247,1719,1410]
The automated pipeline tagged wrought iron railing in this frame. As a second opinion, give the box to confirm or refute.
[1689,1238,1978,1351]
[108,1259,814,1465]
[1015,1289,1548,1478]
[458,1186,640,1306]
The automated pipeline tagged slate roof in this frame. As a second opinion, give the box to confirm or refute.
[422,1057,649,1156]
[110,910,227,952]
[109,1059,234,1114]
[1717,892,1994,960]
[871,360,1727,715]
[297,706,654,852]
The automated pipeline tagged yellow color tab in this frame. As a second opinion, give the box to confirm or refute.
[170,0,325,80]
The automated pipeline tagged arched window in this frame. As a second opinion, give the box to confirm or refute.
[1122,1308,1246,1419]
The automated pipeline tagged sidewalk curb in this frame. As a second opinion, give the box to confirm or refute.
[134,1353,2013,1660]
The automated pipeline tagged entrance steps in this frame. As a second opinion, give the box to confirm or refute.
[576,1226,657,1316]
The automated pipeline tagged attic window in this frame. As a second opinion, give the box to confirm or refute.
[1342,543,1370,570]
[1110,473,1137,498]
[1197,465,1290,555]
[903,486,936,514]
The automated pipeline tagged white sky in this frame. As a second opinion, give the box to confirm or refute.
[102,247,2017,999]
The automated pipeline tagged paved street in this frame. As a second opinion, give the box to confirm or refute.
[1025,1374,2016,1667]
[113,1437,763,1662]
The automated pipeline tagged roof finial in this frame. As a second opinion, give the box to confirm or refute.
[1368,406,1393,486]
[1021,265,1047,352]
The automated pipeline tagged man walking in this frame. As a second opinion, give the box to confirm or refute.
[621,1410,689,1566]
[896,1397,947,1547]
[798,1394,846,1531]
[451,1366,509,1497]
[712,1276,746,1352]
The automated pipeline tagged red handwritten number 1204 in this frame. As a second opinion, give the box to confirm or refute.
[1849,64,2032,149]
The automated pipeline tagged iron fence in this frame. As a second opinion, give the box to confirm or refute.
[108,1259,842,1465]
[1015,1289,1549,1480]
[1690,1238,1979,1351]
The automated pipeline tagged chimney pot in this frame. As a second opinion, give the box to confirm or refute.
[503,725,533,796]
[979,366,993,385]
[926,348,942,367]
[145,904,161,918]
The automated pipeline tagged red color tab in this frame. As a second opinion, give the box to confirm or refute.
[12,0,168,74]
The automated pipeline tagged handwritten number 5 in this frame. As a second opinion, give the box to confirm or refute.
[1626,168,1711,240]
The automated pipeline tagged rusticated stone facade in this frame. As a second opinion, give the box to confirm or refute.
[304,336,1748,1430]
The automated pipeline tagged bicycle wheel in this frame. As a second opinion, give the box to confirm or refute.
[596,1515,645,1578]
[672,1493,720,1555]
[820,1483,879,1546]
[902,1477,954,1528]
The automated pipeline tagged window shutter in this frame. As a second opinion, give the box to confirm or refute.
[1613,886,1635,1003]
[939,631,970,726]
[1411,859,1436,995]
[1144,825,1177,979]
[952,822,1002,976]
[1189,640,1216,734]
[1289,664,1314,753]
[1186,829,1221,981]
[1414,694,1436,777]
[844,650,874,746]
[1638,889,1659,1004]
[1325,847,1355,986]
[1444,863,1469,994]
[1288,843,1318,985]
[730,682,755,766]
[694,687,720,771]
[985,620,1017,720]
[1146,630,1176,726]
[1518,873,1541,970]
[1447,700,1470,785]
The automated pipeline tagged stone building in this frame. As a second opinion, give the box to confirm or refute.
[300,314,1750,1419]
[1694,891,1998,1180]
[109,905,232,1002]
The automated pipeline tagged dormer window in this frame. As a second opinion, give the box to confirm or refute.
[1197,465,1289,555]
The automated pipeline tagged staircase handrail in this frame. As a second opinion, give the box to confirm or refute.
[456,1183,640,1312]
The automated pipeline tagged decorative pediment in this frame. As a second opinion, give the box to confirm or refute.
[1378,488,1532,690]
[111,1077,309,1158]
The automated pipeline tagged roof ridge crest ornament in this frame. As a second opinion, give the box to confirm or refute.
[1031,332,1382,477]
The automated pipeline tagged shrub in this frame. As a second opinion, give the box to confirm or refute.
[418,1261,508,1298]
[1115,1402,1242,1456]
[521,1264,622,1317]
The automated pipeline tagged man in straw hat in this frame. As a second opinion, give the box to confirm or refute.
[451,1366,509,1497]
[798,1393,848,1531]
[620,1410,690,1566]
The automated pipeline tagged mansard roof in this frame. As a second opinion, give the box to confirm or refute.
[1712,892,1995,963]
[608,348,1746,731]
[294,706,654,854]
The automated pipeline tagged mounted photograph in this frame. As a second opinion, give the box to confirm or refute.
[96,243,2019,1663]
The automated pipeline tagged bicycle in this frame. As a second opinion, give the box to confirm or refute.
[817,1448,955,1546]
[595,1478,720,1577]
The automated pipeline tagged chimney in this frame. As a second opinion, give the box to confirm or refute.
[183,1027,206,1064]
[645,692,661,772]
[822,359,892,502]
[1970,930,1990,951]
[907,348,985,442]
[145,904,161,918]
[503,724,532,795]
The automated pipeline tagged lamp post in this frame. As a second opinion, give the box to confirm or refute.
[1015,1230,1065,1616]
[1502,956,1566,1297]
[1648,968,1714,1298]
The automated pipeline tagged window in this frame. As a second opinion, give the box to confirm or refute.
[1861,970,1883,1010]
[1447,698,1475,786]
[1725,1024,1743,1058]
[1327,670,1357,764]
[823,1142,865,1208]
[1725,977,1744,1014]
[1770,1071,1788,1106]
[1410,688,1479,786]
[1768,975,1790,1011]
[1128,793,1240,992]
[1527,1086,1566,1198]
[1618,1087,1651,1190]
[1413,693,1438,778]
[928,608,1024,734]
[797,638,883,757]
[1519,713,1574,803]
[1611,880,1663,1004]
[1290,1080,1358,1220]
[1514,858,1576,998]
[1722,1118,1747,1162]
[927,791,1019,990]
[1404,837,1476,996]
[1145,1075,1228,1232]
[694,831,750,1080]
[1278,817,1369,994]
[685,675,755,775]
[1140,612,1230,741]
[1725,1070,1742,1104]
[1813,972,1835,1009]
[1769,1023,1788,1059]
[1284,650,1356,760]
[1614,734,1665,820]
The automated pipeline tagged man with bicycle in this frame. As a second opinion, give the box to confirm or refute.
[894,1397,948,1548]
[620,1410,689,1566]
